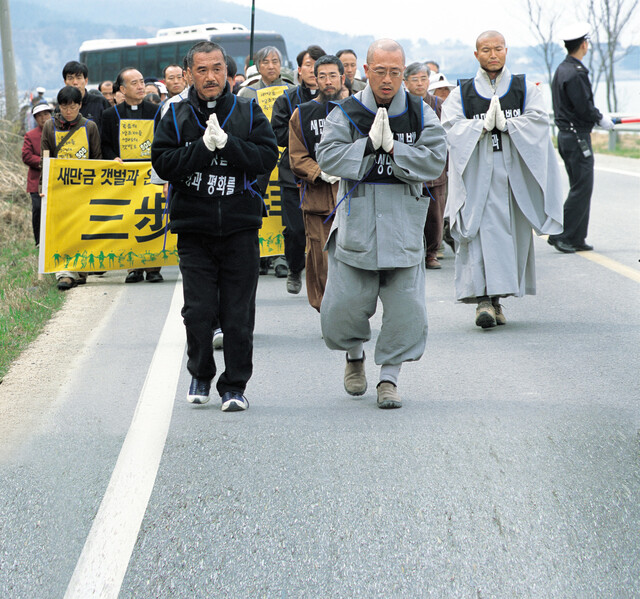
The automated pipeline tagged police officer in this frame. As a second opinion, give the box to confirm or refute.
[548,23,614,253]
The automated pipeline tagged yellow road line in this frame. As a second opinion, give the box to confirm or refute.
[576,251,640,283]
[542,235,640,283]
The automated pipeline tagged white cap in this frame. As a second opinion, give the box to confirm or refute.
[32,103,53,116]
[36,86,46,94]
[429,74,455,93]
[559,22,590,42]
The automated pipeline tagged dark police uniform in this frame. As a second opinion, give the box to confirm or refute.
[550,55,602,247]
[152,83,278,397]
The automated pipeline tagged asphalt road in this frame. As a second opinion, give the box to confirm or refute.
[0,154,638,598]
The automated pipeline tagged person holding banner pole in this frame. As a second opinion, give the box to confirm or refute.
[41,86,102,290]
[152,41,278,411]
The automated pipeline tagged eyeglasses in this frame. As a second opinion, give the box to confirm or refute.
[317,73,341,81]
[406,76,429,84]
[370,67,403,79]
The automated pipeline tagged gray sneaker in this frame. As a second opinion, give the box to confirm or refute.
[376,381,402,409]
[344,352,367,396]
[475,300,497,328]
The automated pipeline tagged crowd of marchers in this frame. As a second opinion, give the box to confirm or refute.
[21,23,611,410]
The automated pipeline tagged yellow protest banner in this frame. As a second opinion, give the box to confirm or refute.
[39,158,178,273]
[255,85,290,257]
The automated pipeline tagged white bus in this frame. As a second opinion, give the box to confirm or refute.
[79,23,292,83]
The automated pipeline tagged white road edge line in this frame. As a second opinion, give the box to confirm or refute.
[64,277,185,599]
[594,166,640,178]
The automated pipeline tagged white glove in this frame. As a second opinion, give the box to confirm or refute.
[380,109,394,153]
[369,107,386,150]
[598,115,615,130]
[203,113,228,151]
[494,97,507,131]
[484,96,497,131]
[320,171,340,185]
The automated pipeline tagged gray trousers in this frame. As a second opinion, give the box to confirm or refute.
[320,243,428,366]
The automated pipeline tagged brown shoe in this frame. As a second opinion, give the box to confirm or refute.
[376,381,402,409]
[475,300,496,328]
[344,352,367,396]
[426,257,442,269]
[492,300,506,325]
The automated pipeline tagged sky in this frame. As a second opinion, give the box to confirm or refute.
[225,0,640,47]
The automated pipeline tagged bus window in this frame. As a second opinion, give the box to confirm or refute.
[140,46,156,79]
[122,47,139,69]
[85,54,101,82]
[102,49,122,83]
[158,44,178,75]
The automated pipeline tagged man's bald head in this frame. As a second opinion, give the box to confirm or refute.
[366,39,405,64]
[476,30,506,49]
[474,31,508,77]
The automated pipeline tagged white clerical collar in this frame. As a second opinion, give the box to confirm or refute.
[207,100,217,108]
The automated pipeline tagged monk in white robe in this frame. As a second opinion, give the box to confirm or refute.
[442,31,563,328]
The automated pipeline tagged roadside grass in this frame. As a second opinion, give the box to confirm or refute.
[0,119,64,382]
[553,131,640,159]
[591,132,640,159]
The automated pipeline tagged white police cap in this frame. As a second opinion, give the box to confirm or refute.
[559,22,590,42]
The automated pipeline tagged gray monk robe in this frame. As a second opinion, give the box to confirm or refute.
[316,85,447,365]
[442,67,563,303]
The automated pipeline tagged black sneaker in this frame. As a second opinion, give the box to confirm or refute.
[125,270,144,283]
[221,391,249,412]
[187,377,211,404]
[146,271,164,283]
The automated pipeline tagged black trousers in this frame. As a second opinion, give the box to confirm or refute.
[177,229,259,396]
[280,185,306,274]
[551,131,595,245]
[30,192,41,245]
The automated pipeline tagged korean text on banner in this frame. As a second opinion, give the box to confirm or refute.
[39,158,178,273]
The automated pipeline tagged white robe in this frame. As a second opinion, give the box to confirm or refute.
[442,67,563,302]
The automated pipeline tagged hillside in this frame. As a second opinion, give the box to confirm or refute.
[4,0,639,94]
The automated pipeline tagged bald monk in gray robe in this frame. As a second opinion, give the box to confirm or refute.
[317,39,447,409]
[442,31,563,328]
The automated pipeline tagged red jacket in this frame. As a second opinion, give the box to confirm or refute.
[22,126,43,193]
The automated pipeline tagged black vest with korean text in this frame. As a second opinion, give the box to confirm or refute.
[458,74,526,152]
[170,94,252,199]
[297,100,333,161]
[333,91,424,184]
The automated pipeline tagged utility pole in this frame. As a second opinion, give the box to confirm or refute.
[249,0,256,66]
[0,0,20,121]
